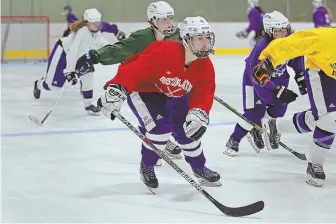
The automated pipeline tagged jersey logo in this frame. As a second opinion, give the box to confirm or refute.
[272,61,288,78]
[157,76,193,97]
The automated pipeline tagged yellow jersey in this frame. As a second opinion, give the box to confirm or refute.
[259,27,336,80]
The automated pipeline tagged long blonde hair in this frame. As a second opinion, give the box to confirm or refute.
[325,6,333,22]
[70,20,86,33]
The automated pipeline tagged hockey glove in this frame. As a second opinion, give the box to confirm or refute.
[252,57,275,86]
[75,50,98,76]
[115,30,126,41]
[183,108,209,141]
[97,84,128,120]
[235,30,248,39]
[294,71,307,95]
[274,85,298,104]
[65,72,78,85]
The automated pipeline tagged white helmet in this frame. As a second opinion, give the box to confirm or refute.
[263,11,291,38]
[248,0,260,8]
[180,16,215,58]
[147,1,176,35]
[83,8,102,22]
[312,0,323,8]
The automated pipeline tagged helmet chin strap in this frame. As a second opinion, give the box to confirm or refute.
[183,35,212,59]
[149,19,175,36]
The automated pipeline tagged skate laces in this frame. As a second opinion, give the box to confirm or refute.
[254,129,263,142]
[195,167,214,178]
[143,165,156,179]
[229,137,239,147]
[312,163,324,174]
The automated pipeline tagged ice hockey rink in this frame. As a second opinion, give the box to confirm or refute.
[1,56,336,223]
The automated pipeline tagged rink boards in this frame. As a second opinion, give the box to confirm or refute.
[2,22,319,59]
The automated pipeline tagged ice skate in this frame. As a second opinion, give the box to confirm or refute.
[306,162,325,187]
[224,137,239,156]
[140,162,158,193]
[193,166,221,187]
[85,104,100,115]
[33,80,41,99]
[246,127,264,153]
[164,140,182,159]
[261,118,281,150]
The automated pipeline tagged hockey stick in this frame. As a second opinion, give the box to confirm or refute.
[214,95,307,161]
[111,110,264,217]
[29,84,72,126]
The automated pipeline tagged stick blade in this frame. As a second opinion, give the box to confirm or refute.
[279,142,307,160]
[29,115,43,126]
[292,151,307,160]
[217,200,265,217]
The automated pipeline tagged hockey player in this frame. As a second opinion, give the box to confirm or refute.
[225,11,307,156]
[236,0,265,47]
[312,0,332,28]
[33,8,109,114]
[62,5,126,40]
[75,1,182,159]
[62,5,78,37]
[253,27,336,187]
[96,16,221,190]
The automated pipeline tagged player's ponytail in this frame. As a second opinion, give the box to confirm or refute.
[70,20,86,33]
[326,7,333,22]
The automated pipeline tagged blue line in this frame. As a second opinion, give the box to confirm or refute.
[1,122,236,138]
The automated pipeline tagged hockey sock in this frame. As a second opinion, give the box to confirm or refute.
[230,123,249,142]
[307,126,334,164]
[82,90,93,107]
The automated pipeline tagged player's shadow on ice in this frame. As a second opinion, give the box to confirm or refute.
[76,183,262,220]
[76,182,198,202]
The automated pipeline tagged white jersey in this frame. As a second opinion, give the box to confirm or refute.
[60,26,109,74]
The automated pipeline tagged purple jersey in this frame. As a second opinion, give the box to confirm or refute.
[244,35,305,91]
[246,7,264,33]
[66,13,78,25]
[65,13,118,35]
[313,7,331,27]
[100,21,119,34]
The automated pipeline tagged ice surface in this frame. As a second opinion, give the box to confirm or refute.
[1,57,336,223]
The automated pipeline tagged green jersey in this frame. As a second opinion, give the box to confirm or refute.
[93,27,180,65]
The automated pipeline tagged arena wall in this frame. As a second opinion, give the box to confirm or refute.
[1,22,325,59]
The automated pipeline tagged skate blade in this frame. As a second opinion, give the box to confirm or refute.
[140,176,157,194]
[223,147,238,157]
[246,133,263,153]
[87,111,101,116]
[196,178,222,187]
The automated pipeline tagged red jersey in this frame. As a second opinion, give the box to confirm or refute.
[104,41,215,114]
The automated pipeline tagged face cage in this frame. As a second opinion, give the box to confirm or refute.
[183,32,215,58]
[85,21,102,32]
[266,25,291,38]
[149,16,177,36]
